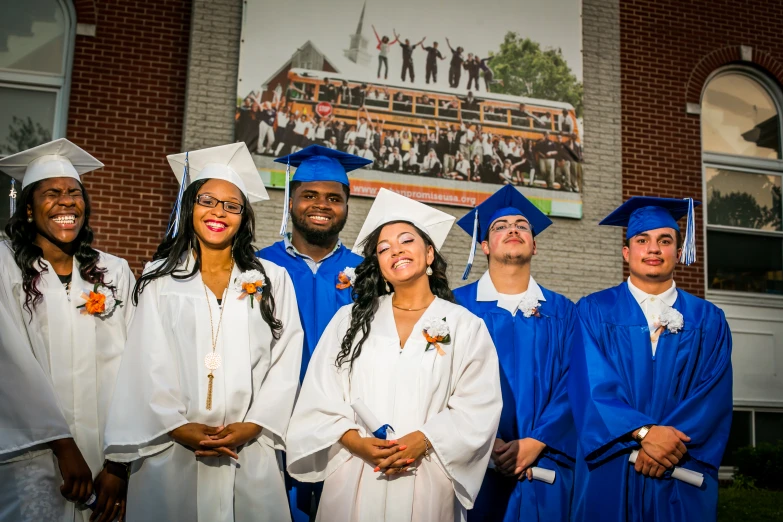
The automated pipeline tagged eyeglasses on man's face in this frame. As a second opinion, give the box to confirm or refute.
[490,221,532,234]
[195,194,244,215]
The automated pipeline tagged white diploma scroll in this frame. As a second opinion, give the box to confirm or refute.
[487,458,556,484]
[351,399,396,439]
[628,450,704,487]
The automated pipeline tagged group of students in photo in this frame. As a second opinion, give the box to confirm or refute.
[0,140,732,522]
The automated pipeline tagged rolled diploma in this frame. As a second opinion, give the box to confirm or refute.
[487,458,556,484]
[628,450,704,487]
[351,399,396,439]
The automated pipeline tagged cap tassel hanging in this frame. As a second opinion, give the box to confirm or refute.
[9,178,17,218]
[279,158,291,237]
[167,151,189,238]
[462,209,479,280]
[679,197,696,265]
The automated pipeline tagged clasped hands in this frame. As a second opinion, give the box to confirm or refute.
[340,429,428,476]
[492,437,546,481]
[169,422,262,460]
[633,425,691,478]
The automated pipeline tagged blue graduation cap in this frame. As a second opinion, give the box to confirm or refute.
[599,196,701,265]
[456,185,553,279]
[274,144,372,235]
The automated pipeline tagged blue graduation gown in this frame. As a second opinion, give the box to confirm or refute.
[454,281,578,522]
[257,240,362,522]
[568,283,732,522]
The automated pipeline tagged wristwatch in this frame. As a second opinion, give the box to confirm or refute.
[634,425,653,443]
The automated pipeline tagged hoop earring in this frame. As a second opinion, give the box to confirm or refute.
[425,265,433,276]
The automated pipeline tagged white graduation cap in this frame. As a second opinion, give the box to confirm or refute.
[166,143,269,236]
[352,188,456,255]
[0,138,104,189]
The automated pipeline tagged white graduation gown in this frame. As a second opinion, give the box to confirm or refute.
[104,255,303,522]
[286,296,502,522]
[0,240,135,522]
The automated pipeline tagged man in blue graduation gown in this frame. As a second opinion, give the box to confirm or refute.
[257,144,371,522]
[568,197,732,522]
[453,185,578,522]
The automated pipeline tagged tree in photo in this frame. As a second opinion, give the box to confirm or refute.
[1,116,52,155]
[488,32,583,117]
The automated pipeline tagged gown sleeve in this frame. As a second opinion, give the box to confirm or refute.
[530,300,579,461]
[419,315,503,509]
[285,306,362,483]
[568,296,657,464]
[103,271,189,462]
[244,267,304,450]
[660,306,733,470]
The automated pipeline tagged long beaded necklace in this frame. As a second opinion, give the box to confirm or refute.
[201,258,233,411]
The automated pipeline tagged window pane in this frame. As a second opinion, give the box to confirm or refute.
[755,412,783,445]
[706,167,782,231]
[702,73,780,159]
[707,230,783,294]
[722,410,752,467]
[0,0,66,75]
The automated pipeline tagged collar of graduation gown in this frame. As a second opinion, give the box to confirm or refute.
[626,277,677,309]
[602,282,682,327]
[372,294,449,345]
[476,270,545,315]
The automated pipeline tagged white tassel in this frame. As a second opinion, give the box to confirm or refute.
[9,178,17,218]
[279,159,291,237]
[679,197,696,265]
[462,209,479,280]
[167,151,189,238]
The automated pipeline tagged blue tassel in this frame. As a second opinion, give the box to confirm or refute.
[167,151,190,238]
[279,158,291,237]
[9,178,17,218]
[372,424,395,440]
[462,209,479,280]
[679,197,696,265]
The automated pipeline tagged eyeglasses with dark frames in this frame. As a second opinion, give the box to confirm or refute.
[195,194,244,215]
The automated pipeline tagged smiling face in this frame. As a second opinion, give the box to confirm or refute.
[192,178,244,251]
[290,181,348,247]
[481,214,536,267]
[623,227,681,282]
[28,177,86,248]
[376,222,434,288]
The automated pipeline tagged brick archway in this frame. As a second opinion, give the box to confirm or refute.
[685,46,783,105]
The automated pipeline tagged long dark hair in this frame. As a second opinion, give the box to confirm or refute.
[133,179,283,338]
[4,181,107,318]
[335,220,454,369]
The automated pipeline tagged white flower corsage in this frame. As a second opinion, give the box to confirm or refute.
[78,283,122,318]
[651,306,684,342]
[518,293,542,318]
[422,317,450,356]
[336,267,356,290]
[233,269,266,308]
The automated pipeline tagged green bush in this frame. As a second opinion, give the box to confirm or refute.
[734,440,783,491]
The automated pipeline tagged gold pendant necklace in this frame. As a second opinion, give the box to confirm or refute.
[392,297,433,312]
[202,258,233,410]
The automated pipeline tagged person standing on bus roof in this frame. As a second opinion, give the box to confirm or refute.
[394,30,425,83]
[446,38,465,88]
[465,54,481,91]
[421,41,446,85]
[257,145,372,522]
[372,25,398,80]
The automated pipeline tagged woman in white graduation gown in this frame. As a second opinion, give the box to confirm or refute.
[286,188,503,522]
[0,139,135,522]
[104,143,303,522]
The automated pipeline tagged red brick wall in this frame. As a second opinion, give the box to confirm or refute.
[69,0,192,275]
[620,0,783,297]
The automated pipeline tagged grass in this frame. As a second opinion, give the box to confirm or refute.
[718,487,783,522]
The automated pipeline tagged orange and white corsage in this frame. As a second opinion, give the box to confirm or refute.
[233,269,265,308]
[336,267,356,290]
[518,294,542,318]
[78,283,122,318]
[422,317,450,356]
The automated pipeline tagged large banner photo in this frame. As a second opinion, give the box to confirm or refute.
[236,0,583,218]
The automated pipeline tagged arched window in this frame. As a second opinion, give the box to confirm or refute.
[0,0,76,228]
[702,68,783,296]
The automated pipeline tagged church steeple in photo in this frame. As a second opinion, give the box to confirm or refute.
[343,1,371,66]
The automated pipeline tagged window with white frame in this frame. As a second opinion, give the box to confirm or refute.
[701,69,783,295]
[0,0,76,230]
[722,408,783,466]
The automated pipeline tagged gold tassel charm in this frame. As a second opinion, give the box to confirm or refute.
[206,372,214,410]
